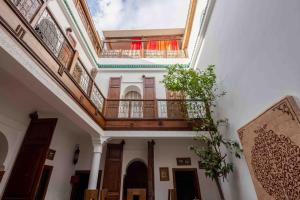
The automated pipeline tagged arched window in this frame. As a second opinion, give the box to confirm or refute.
[125,91,142,118]
[125,91,141,100]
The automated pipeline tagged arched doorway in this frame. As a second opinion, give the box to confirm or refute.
[123,160,148,200]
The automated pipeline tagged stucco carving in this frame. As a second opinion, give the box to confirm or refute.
[251,125,300,200]
[238,96,300,200]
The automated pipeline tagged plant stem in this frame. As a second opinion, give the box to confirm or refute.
[215,177,225,200]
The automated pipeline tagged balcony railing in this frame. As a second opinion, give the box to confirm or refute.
[104,99,205,119]
[5,0,106,117]
[100,49,187,59]
[2,0,202,130]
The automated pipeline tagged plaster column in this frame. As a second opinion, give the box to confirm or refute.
[87,139,102,189]
[85,136,109,200]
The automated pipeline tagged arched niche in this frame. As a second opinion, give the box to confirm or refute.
[123,159,148,199]
[122,85,142,99]
[0,131,8,170]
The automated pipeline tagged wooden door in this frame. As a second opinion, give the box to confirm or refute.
[166,90,186,119]
[143,77,156,118]
[102,142,124,200]
[70,170,102,200]
[106,77,121,118]
[35,165,53,200]
[2,118,57,200]
[172,168,201,200]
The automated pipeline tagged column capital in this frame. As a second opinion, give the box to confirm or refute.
[91,136,111,153]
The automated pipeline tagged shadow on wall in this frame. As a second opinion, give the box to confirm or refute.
[0,131,8,182]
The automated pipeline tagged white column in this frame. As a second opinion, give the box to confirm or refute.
[87,137,107,189]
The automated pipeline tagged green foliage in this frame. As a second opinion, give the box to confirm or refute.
[162,64,243,181]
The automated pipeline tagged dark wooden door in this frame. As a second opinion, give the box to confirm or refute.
[70,170,101,200]
[143,77,156,118]
[35,165,53,200]
[102,142,124,200]
[106,77,121,118]
[172,169,201,200]
[2,118,57,200]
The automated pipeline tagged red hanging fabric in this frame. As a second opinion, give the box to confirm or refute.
[146,40,157,50]
[171,39,179,50]
[130,37,142,50]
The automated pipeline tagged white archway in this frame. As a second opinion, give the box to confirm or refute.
[122,85,142,99]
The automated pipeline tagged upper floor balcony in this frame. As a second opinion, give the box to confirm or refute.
[100,29,188,59]
[0,0,202,130]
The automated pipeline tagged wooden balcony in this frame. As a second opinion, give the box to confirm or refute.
[104,99,204,130]
[100,49,187,59]
[0,0,201,130]
[100,36,187,59]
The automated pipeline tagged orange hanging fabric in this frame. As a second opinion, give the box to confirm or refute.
[130,38,142,50]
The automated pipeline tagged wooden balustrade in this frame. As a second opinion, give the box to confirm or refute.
[1,0,203,130]
[104,99,204,120]
[100,49,187,58]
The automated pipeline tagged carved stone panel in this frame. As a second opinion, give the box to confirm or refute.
[238,96,300,200]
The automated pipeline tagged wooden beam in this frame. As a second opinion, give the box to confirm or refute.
[148,140,155,200]
[182,0,197,49]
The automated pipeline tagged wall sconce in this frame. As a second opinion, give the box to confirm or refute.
[73,144,80,165]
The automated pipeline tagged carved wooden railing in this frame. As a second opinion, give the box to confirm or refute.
[2,0,106,127]
[100,49,187,59]
[104,99,204,120]
[73,0,101,55]
[1,0,201,130]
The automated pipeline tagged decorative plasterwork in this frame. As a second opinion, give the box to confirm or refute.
[238,96,300,200]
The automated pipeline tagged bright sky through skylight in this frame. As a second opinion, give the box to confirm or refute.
[87,0,190,31]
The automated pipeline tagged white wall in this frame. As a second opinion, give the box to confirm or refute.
[107,139,221,200]
[96,69,168,99]
[0,99,88,200]
[194,0,300,199]
[187,0,209,56]
[0,99,30,197]
[44,121,80,200]
[154,139,220,200]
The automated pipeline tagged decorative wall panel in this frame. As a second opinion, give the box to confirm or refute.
[238,96,300,200]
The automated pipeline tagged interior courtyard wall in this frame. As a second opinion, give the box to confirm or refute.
[153,139,221,200]
[44,122,80,200]
[0,98,84,200]
[96,70,168,99]
[0,98,30,197]
[195,0,300,199]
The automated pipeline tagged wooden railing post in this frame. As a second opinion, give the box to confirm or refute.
[30,0,47,27]
[128,100,132,118]
[87,80,94,98]
[154,100,158,118]
[69,50,79,73]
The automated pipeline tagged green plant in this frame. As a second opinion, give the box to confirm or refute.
[162,64,242,200]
